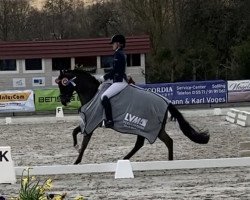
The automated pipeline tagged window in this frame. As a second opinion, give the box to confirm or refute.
[75,56,97,73]
[52,57,71,71]
[0,59,17,71]
[127,54,141,67]
[25,58,42,71]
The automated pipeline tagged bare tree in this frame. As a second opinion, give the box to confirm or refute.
[43,0,76,39]
[10,0,31,40]
[0,0,32,41]
[0,0,12,40]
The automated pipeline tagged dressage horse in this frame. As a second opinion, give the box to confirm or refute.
[56,69,209,164]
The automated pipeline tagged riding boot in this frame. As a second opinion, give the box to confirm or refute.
[101,96,114,128]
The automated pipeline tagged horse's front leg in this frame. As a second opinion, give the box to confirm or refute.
[123,135,145,159]
[74,132,92,165]
[72,125,81,148]
[158,129,173,160]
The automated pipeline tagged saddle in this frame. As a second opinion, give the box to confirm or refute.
[79,83,170,144]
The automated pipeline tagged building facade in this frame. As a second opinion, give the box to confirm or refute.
[0,35,150,90]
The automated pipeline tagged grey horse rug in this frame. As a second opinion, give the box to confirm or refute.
[79,83,170,144]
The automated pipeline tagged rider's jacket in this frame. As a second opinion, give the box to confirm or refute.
[103,48,127,82]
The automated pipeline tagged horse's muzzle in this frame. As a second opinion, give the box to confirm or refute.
[61,100,68,106]
[59,95,71,106]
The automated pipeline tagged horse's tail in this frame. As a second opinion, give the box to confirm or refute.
[168,103,210,144]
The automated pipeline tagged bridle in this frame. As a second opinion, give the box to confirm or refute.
[55,76,77,105]
[55,76,76,87]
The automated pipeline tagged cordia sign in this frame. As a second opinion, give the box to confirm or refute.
[139,80,227,105]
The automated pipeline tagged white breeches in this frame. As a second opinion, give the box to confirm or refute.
[101,81,128,100]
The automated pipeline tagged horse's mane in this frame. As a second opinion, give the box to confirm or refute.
[70,69,99,84]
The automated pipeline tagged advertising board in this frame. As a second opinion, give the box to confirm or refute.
[34,89,81,111]
[0,90,35,112]
[228,80,250,102]
[139,80,227,105]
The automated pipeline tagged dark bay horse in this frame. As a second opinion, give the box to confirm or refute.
[55,69,209,164]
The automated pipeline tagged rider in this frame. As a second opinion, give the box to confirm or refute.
[99,34,128,128]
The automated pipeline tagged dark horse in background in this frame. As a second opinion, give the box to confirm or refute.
[56,69,209,164]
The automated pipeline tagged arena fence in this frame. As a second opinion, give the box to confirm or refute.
[15,157,250,176]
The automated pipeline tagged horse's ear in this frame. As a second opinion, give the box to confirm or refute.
[60,70,68,74]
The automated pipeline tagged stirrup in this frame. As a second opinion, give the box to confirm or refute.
[104,120,114,128]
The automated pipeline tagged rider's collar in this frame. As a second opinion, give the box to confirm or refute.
[115,47,123,52]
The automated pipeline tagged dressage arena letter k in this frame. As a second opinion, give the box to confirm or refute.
[0,146,16,184]
[0,150,9,162]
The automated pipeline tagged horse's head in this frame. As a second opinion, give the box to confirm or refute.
[55,70,77,106]
[55,69,101,106]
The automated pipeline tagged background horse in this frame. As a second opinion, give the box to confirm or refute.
[56,69,209,164]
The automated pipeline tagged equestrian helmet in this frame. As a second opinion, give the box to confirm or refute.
[110,34,126,46]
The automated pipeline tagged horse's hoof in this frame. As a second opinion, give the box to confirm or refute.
[74,160,81,165]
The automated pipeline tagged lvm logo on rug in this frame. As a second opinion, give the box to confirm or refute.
[123,113,148,130]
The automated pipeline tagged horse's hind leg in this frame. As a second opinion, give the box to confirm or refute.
[72,125,81,147]
[123,135,145,159]
[74,133,92,165]
[158,129,173,160]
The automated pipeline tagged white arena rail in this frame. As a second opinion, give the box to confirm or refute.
[15,157,250,176]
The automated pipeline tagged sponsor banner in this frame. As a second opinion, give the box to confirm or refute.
[0,90,35,112]
[139,80,227,105]
[228,80,250,102]
[34,89,81,111]
[32,77,45,87]
[13,78,25,87]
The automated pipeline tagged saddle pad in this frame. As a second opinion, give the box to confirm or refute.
[79,83,170,144]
